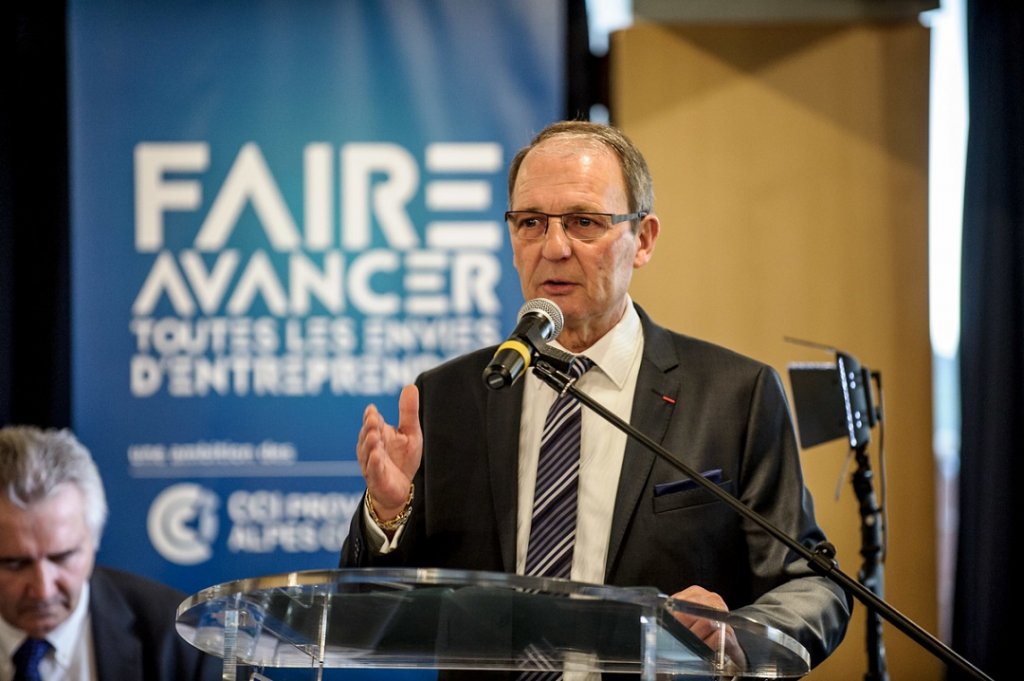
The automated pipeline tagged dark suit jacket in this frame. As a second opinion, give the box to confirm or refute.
[89,566,221,681]
[342,305,850,669]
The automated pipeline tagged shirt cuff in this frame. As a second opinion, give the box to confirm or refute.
[362,500,407,554]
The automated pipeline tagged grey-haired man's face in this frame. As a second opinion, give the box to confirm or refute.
[0,484,96,637]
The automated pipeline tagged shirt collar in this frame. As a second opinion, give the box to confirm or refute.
[549,296,643,390]
[47,581,91,670]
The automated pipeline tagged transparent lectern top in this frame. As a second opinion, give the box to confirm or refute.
[176,567,810,679]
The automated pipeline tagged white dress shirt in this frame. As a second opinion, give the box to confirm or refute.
[515,302,644,681]
[514,301,643,584]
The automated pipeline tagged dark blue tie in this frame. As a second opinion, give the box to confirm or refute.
[12,638,50,681]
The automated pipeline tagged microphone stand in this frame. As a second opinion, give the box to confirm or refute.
[531,356,992,681]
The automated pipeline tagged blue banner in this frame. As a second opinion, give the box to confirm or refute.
[69,0,563,616]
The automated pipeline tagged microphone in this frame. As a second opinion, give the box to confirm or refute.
[482,298,564,390]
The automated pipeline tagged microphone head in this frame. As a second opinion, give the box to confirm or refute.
[482,298,564,391]
[517,298,563,340]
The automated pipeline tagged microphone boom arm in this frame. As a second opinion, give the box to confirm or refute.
[530,357,992,681]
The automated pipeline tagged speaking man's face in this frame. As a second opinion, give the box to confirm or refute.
[509,138,657,352]
[0,484,97,637]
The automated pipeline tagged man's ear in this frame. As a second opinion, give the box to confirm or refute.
[633,213,660,268]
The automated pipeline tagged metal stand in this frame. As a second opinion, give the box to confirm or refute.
[852,443,888,681]
[787,344,897,681]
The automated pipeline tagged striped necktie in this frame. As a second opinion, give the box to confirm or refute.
[520,356,594,680]
[12,638,51,681]
[524,355,594,579]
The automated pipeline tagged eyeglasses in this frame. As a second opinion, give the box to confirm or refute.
[504,210,647,242]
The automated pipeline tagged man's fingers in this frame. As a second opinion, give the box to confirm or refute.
[673,585,729,611]
[358,405,381,451]
[397,384,420,436]
[356,406,382,472]
[670,586,738,657]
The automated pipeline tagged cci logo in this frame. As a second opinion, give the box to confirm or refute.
[147,483,220,565]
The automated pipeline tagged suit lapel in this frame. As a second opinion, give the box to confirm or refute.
[605,307,681,582]
[486,380,525,573]
[89,568,144,680]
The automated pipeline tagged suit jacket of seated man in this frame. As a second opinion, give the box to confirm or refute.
[89,566,221,681]
[341,304,851,670]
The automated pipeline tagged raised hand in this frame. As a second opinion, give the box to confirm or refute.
[356,384,422,520]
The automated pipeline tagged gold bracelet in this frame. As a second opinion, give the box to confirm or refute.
[366,484,414,532]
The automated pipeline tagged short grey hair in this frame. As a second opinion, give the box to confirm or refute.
[0,425,108,544]
[507,120,655,217]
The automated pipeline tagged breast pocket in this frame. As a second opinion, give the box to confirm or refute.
[652,474,735,513]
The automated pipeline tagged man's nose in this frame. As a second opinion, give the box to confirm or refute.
[26,561,59,599]
[541,216,573,258]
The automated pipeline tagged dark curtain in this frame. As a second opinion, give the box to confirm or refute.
[565,0,607,122]
[0,2,70,428]
[951,0,1024,680]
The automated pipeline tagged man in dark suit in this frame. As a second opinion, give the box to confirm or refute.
[0,425,220,681]
[341,121,851,674]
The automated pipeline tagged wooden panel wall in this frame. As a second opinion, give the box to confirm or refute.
[612,21,937,680]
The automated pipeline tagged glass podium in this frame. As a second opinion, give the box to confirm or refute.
[176,568,810,680]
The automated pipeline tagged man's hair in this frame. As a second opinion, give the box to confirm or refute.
[0,425,108,544]
[507,120,655,216]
